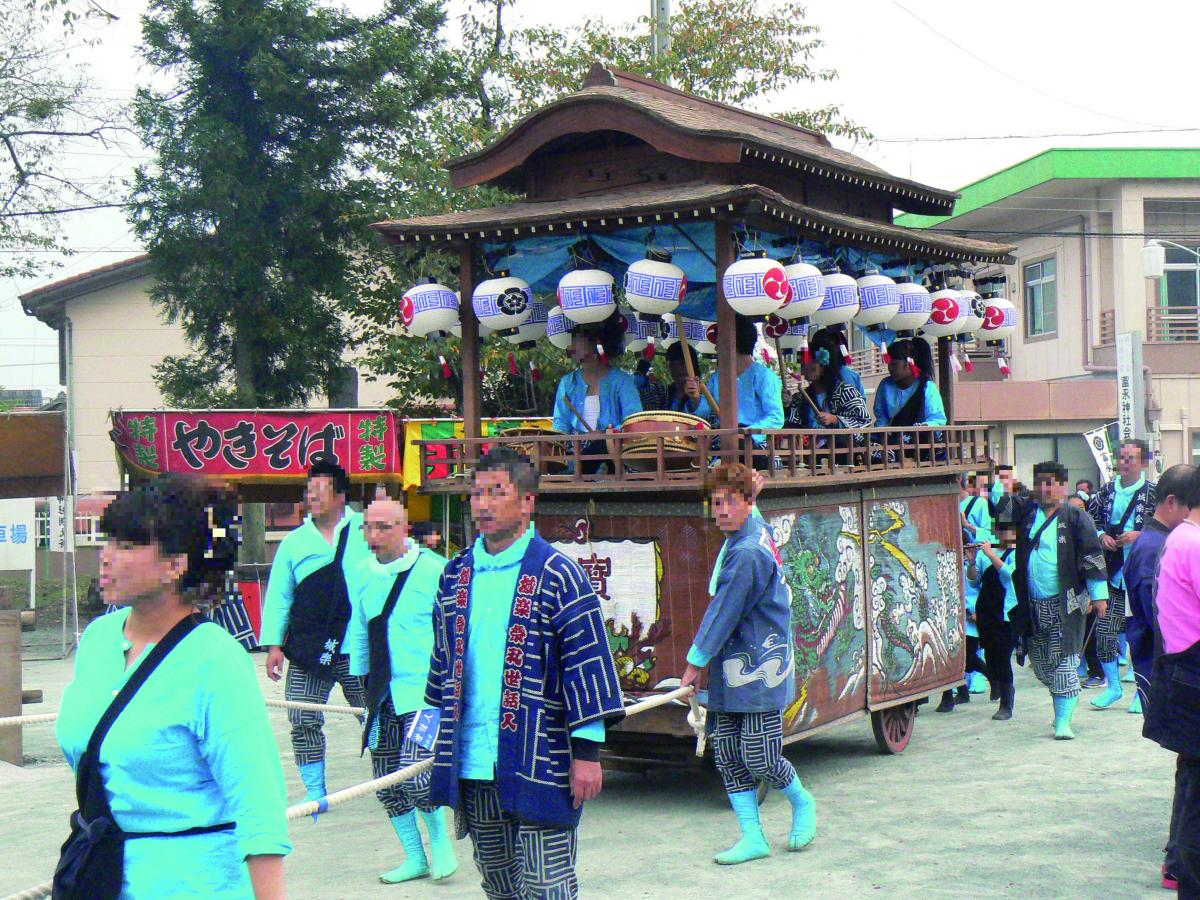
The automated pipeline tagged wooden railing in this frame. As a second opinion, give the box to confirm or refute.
[1099,309,1115,345]
[1147,305,1200,342]
[415,424,989,494]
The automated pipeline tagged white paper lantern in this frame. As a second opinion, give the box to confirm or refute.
[981,295,1018,342]
[624,255,686,318]
[621,312,657,355]
[853,270,900,328]
[775,320,810,356]
[506,297,549,346]
[890,280,932,333]
[546,305,573,350]
[921,288,967,338]
[721,253,790,317]
[956,289,987,335]
[401,280,459,338]
[687,318,718,355]
[781,261,824,320]
[558,268,616,324]
[473,272,532,333]
[811,270,859,327]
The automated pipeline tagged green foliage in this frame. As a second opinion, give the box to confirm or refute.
[351,0,868,414]
[131,0,458,408]
[0,0,124,281]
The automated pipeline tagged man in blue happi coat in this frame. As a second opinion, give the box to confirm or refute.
[424,448,625,899]
[681,462,816,865]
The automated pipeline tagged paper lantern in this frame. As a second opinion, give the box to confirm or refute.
[473,271,532,333]
[721,253,790,317]
[763,314,790,341]
[853,270,900,328]
[921,288,967,338]
[775,320,810,357]
[811,270,859,327]
[546,305,573,350]
[890,280,932,333]
[781,261,824,320]
[558,268,616,324]
[956,289,987,335]
[401,279,459,338]
[624,254,686,318]
[981,295,1018,342]
[694,319,718,355]
[505,297,549,346]
[621,312,657,355]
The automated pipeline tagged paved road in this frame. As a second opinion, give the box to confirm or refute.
[3,657,1175,899]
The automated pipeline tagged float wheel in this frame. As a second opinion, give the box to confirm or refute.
[871,702,917,754]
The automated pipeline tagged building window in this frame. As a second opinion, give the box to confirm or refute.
[1024,258,1057,337]
[1014,432,1098,489]
[1193,430,1200,465]
[1161,245,1200,309]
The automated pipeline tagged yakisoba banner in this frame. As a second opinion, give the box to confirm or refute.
[111,411,548,485]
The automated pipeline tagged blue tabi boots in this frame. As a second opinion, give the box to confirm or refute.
[298,760,326,803]
[1091,660,1125,709]
[780,775,817,851]
[381,812,430,884]
[418,808,459,880]
[715,790,771,865]
[1053,694,1078,740]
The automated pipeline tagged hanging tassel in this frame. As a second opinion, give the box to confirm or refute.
[528,359,542,382]
[840,333,853,365]
[963,352,975,373]
[439,354,452,379]
[949,352,963,374]
[908,356,920,379]
[508,351,518,375]
[882,349,892,364]
[645,334,656,360]
[998,355,1012,377]
[762,345,774,365]
[800,334,812,366]
[596,342,608,366]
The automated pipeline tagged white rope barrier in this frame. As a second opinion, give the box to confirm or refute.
[0,699,366,731]
[2,687,702,900]
[0,713,59,729]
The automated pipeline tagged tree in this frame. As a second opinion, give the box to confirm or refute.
[350,0,869,414]
[0,0,125,280]
[129,0,459,408]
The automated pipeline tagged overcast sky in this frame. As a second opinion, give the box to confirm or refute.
[6,0,1198,395]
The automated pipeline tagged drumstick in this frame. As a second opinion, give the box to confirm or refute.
[772,337,788,390]
[677,317,721,419]
[563,395,592,433]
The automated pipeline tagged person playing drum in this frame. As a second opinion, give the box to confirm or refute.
[686,314,784,446]
[784,327,871,431]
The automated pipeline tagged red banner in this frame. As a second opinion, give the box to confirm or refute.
[110,410,401,480]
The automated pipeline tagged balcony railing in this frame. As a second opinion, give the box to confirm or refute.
[1147,305,1200,342]
[1099,309,1115,345]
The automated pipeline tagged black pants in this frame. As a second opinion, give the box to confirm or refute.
[965,635,987,677]
[979,619,1015,690]
[1083,610,1103,678]
[1175,754,1200,899]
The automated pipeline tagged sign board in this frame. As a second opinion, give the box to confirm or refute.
[0,499,36,572]
[1083,422,1119,484]
[1115,331,1146,442]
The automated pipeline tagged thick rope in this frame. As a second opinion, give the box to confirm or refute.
[2,687,701,900]
[0,713,59,729]
[0,699,365,731]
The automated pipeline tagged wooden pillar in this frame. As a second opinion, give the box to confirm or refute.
[715,216,738,433]
[937,336,955,424]
[0,611,21,766]
[459,244,482,444]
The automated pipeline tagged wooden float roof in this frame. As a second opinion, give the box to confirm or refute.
[443,64,959,217]
[372,182,1015,264]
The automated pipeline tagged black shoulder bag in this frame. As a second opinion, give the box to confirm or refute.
[1011,509,1060,639]
[53,613,233,900]
[1103,487,1141,581]
[360,567,413,753]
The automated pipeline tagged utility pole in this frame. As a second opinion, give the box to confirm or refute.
[650,0,671,61]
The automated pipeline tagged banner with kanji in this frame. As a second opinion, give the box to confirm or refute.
[110,410,402,481]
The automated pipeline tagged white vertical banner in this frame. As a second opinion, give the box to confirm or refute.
[1116,331,1146,442]
[1083,423,1117,484]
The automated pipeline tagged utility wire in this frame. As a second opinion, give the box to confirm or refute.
[887,0,1177,130]
[875,126,1200,143]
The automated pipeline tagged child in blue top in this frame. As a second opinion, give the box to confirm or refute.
[873,337,947,428]
[551,311,642,434]
[682,463,814,866]
[57,477,290,898]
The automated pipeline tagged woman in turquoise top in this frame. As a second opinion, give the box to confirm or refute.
[56,477,290,899]
[551,311,642,435]
[873,336,946,428]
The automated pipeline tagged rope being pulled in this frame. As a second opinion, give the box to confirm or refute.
[2,687,702,900]
[0,699,365,731]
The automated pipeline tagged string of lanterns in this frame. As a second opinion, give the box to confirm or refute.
[400,247,1020,383]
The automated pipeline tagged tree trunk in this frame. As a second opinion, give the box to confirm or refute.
[233,315,267,564]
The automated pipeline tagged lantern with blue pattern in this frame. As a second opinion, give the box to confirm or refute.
[811,268,859,327]
[472,270,532,335]
[624,251,686,319]
[890,279,932,334]
[505,297,549,347]
[721,251,791,317]
[781,261,824,320]
[401,279,459,338]
[546,305,573,350]
[853,270,900,328]
[559,268,616,325]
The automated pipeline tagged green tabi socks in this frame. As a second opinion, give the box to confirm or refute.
[715,790,770,865]
[1091,660,1125,709]
[381,812,429,884]
[1053,694,1078,740]
[780,776,817,851]
[1129,693,1144,714]
[298,761,326,803]
[418,807,458,880]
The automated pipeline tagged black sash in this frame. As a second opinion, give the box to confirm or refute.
[975,549,1012,631]
[888,378,929,428]
[53,614,234,900]
[1104,486,1142,581]
[1011,509,1060,639]
[282,524,352,672]
[361,566,414,752]
[962,496,979,545]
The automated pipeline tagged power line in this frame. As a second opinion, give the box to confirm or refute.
[875,126,1200,144]
[887,0,1176,130]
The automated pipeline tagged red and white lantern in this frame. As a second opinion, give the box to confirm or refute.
[721,252,791,317]
[921,288,967,338]
[401,279,459,338]
[981,295,1018,342]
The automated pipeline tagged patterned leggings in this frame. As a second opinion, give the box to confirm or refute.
[461,779,578,900]
[370,699,434,817]
[284,654,366,766]
[712,710,798,795]
[1025,598,1082,699]
[1094,587,1127,664]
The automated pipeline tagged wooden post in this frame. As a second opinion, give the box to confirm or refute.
[715,216,738,434]
[459,244,482,447]
[0,611,21,765]
[936,336,955,424]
